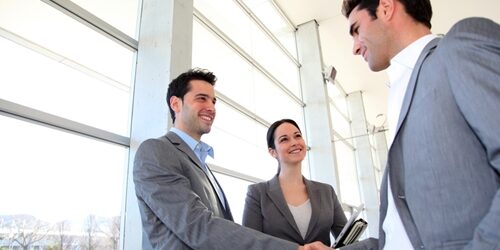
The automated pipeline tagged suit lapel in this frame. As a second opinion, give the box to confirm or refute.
[303,178,319,240]
[393,38,441,137]
[388,37,440,210]
[266,176,302,238]
[384,38,441,249]
[166,132,204,171]
[212,174,233,221]
[166,132,233,220]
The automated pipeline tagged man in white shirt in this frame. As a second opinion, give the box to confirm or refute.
[339,0,500,249]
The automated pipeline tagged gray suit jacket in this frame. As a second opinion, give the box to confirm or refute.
[242,175,347,246]
[133,132,298,250]
[345,17,500,250]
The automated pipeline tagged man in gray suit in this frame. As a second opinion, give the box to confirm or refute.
[339,0,500,249]
[133,68,331,249]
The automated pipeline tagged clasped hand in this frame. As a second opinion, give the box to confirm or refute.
[300,241,334,250]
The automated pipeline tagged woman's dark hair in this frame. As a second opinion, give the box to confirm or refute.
[266,119,302,174]
[166,68,217,122]
[341,0,432,29]
[266,119,302,149]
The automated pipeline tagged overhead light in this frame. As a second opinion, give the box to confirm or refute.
[323,65,337,83]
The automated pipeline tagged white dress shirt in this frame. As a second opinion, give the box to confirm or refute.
[383,34,438,250]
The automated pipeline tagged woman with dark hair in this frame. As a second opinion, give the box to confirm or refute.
[242,119,347,246]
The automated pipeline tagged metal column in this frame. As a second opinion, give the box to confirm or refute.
[346,91,380,237]
[296,20,340,194]
[123,0,193,249]
[373,129,388,188]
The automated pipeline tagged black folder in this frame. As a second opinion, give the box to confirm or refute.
[332,204,368,248]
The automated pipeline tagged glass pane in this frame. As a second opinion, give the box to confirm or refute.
[70,0,140,38]
[193,3,305,182]
[330,103,351,139]
[193,21,302,120]
[327,83,349,117]
[0,0,134,136]
[205,103,277,180]
[194,0,300,97]
[212,173,254,225]
[0,115,127,250]
[335,141,361,206]
[250,21,301,97]
[194,0,252,53]
[254,72,303,125]
[242,0,297,60]
[327,83,351,140]
[193,21,256,110]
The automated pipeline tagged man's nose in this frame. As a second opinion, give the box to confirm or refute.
[205,101,215,112]
[352,38,361,55]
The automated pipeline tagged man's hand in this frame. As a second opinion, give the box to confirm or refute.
[303,241,334,250]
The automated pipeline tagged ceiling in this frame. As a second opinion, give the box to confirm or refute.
[275,0,500,127]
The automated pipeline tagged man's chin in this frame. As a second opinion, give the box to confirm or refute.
[368,59,390,72]
[201,127,212,135]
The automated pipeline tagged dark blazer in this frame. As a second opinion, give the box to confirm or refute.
[242,175,347,246]
[133,132,298,250]
[344,17,500,250]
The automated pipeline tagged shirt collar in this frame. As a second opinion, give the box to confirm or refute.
[170,127,214,159]
[387,34,438,86]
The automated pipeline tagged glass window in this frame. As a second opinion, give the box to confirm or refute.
[327,83,349,118]
[205,102,277,180]
[335,140,361,206]
[70,0,140,38]
[193,20,305,181]
[194,0,252,53]
[241,0,297,60]
[212,173,254,224]
[0,0,135,136]
[327,82,351,142]
[254,72,303,125]
[194,0,300,97]
[0,115,127,250]
[193,21,303,125]
[193,20,256,110]
[249,23,301,97]
[330,104,352,140]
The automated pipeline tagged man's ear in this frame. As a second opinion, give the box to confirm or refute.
[378,0,395,21]
[170,96,181,114]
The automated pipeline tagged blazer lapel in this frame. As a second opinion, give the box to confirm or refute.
[166,132,233,220]
[384,38,441,249]
[266,176,302,238]
[393,38,441,137]
[166,132,204,170]
[303,178,320,240]
[388,37,440,208]
[212,175,234,221]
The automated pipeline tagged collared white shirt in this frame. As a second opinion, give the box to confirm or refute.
[383,34,437,250]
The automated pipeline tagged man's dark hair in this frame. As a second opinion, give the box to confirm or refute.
[166,68,217,122]
[341,0,432,29]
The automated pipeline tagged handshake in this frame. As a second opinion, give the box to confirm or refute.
[300,242,335,250]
